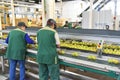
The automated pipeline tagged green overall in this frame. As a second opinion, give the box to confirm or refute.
[6,28,27,60]
[68,22,72,29]
[37,27,60,80]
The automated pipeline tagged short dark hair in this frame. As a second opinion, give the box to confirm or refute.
[17,22,27,28]
[47,19,56,29]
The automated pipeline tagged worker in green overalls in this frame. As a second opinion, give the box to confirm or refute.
[5,22,34,80]
[37,19,60,80]
[63,21,72,29]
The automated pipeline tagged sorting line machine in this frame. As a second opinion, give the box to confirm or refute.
[1,27,120,80]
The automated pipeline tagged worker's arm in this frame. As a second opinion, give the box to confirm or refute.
[25,33,35,44]
[5,34,34,44]
[5,36,9,44]
[55,32,60,48]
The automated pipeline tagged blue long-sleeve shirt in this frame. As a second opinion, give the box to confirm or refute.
[5,33,34,44]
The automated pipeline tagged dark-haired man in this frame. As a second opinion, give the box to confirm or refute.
[37,19,60,80]
[6,22,34,80]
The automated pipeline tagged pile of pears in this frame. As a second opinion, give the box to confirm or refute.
[3,34,120,56]
[2,33,8,39]
[60,39,120,56]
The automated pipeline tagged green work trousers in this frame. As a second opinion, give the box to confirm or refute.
[39,63,60,80]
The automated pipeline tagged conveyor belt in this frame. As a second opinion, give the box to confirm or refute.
[2,29,120,43]
[27,49,120,73]
[1,30,36,36]
[59,56,120,73]
[59,33,120,43]
[59,49,120,67]
[1,28,120,79]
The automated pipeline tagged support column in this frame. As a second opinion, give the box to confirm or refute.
[42,0,55,27]
[25,5,28,18]
[11,0,15,26]
[42,0,46,27]
[46,0,55,20]
[60,0,63,16]
[114,0,117,30]
[89,0,93,29]
[2,1,6,24]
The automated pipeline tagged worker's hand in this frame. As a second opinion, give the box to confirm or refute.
[56,44,60,48]
[34,41,37,44]
[33,39,37,44]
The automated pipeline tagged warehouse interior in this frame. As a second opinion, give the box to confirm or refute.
[0,0,120,80]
